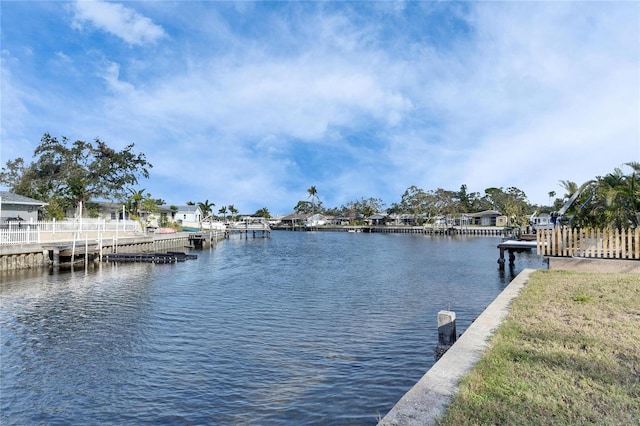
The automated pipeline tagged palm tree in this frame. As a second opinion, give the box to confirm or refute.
[307,186,319,214]
[128,188,145,220]
[198,199,215,220]
[558,180,579,200]
[197,199,215,230]
[569,163,639,230]
[548,191,556,207]
[228,204,239,221]
[218,206,228,222]
[254,207,270,219]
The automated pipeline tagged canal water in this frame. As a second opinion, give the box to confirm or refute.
[1,231,543,425]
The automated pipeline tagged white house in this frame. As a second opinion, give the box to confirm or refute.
[305,213,328,227]
[174,205,203,225]
[530,212,553,231]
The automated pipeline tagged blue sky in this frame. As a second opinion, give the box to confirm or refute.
[1,1,638,215]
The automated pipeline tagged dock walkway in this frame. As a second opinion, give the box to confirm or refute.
[496,239,537,269]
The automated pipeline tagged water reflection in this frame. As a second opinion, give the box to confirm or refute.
[1,232,543,425]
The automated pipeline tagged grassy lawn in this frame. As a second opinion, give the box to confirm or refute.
[435,270,640,426]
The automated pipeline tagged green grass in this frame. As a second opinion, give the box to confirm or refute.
[435,270,640,426]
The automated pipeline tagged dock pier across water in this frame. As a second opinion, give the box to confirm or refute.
[496,239,537,269]
[224,221,271,239]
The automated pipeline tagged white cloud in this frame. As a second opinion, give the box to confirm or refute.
[71,0,166,45]
[2,2,637,212]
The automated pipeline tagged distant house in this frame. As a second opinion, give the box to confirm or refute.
[330,215,351,226]
[387,213,416,226]
[368,213,387,226]
[174,205,203,224]
[0,191,47,222]
[280,213,308,227]
[468,210,507,227]
[305,213,328,227]
[530,212,552,231]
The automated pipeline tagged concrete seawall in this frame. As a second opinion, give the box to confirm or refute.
[378,268,535,425]
[0,232,223,271]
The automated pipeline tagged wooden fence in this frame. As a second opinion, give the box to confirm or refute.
[537,227,640,260]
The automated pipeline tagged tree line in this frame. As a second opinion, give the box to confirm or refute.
[1,134,638,230]
[292,163,640,230]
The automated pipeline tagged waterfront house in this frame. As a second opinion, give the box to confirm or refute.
[306,213,328,227]
[174,205,203,225]
[387,213,417,226]
[281,213,308,227]
[368,213,387,226]
[62,201,173,228]
[0,191,47,222]
[330,215,351,225]
[468,210,507,226]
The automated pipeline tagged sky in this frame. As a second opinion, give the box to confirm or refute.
[1,1,639,215]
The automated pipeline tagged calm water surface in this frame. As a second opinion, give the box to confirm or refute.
[1,231,543,425]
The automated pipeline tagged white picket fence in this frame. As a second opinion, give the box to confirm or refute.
[0,219,143,245]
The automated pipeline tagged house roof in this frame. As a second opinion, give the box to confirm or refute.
[469,210,502,217]
[369,213,388,220]
[281,213,309,220]
[175,205,201,213]
[0,191,48,206]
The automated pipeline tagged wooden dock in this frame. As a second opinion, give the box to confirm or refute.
[225,221,271,239]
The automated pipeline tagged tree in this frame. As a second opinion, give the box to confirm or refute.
[482,187,530,227]
[127,188,146,219]
[141,193,159,224]
[558,180,579,200]
[400,185,430,224]
[340,197,385,218]
[293,200,312,214]
[198,200,215,219]
[254,207,271,218]
[307,186,319,213]
[0,133,151,219]
[228,204,239,221]
[570,163,640,230]
[218,206,228,222]
[458,184,473,212]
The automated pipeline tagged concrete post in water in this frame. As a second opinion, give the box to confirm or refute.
[52,248,60,268]
[438,310,456,346]
[435,309,456,360]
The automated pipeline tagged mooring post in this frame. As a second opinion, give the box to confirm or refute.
[435,309,457,360]
[437,310,457,346]
[52,248,60,268]
[498,246,505,270]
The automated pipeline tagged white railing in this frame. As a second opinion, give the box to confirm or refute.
[35,218,141,233]
[0,228,40,245]
[0,219,143,245]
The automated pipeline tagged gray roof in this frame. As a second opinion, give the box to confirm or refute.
[0,191,47,206]
[175,205,201,212]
